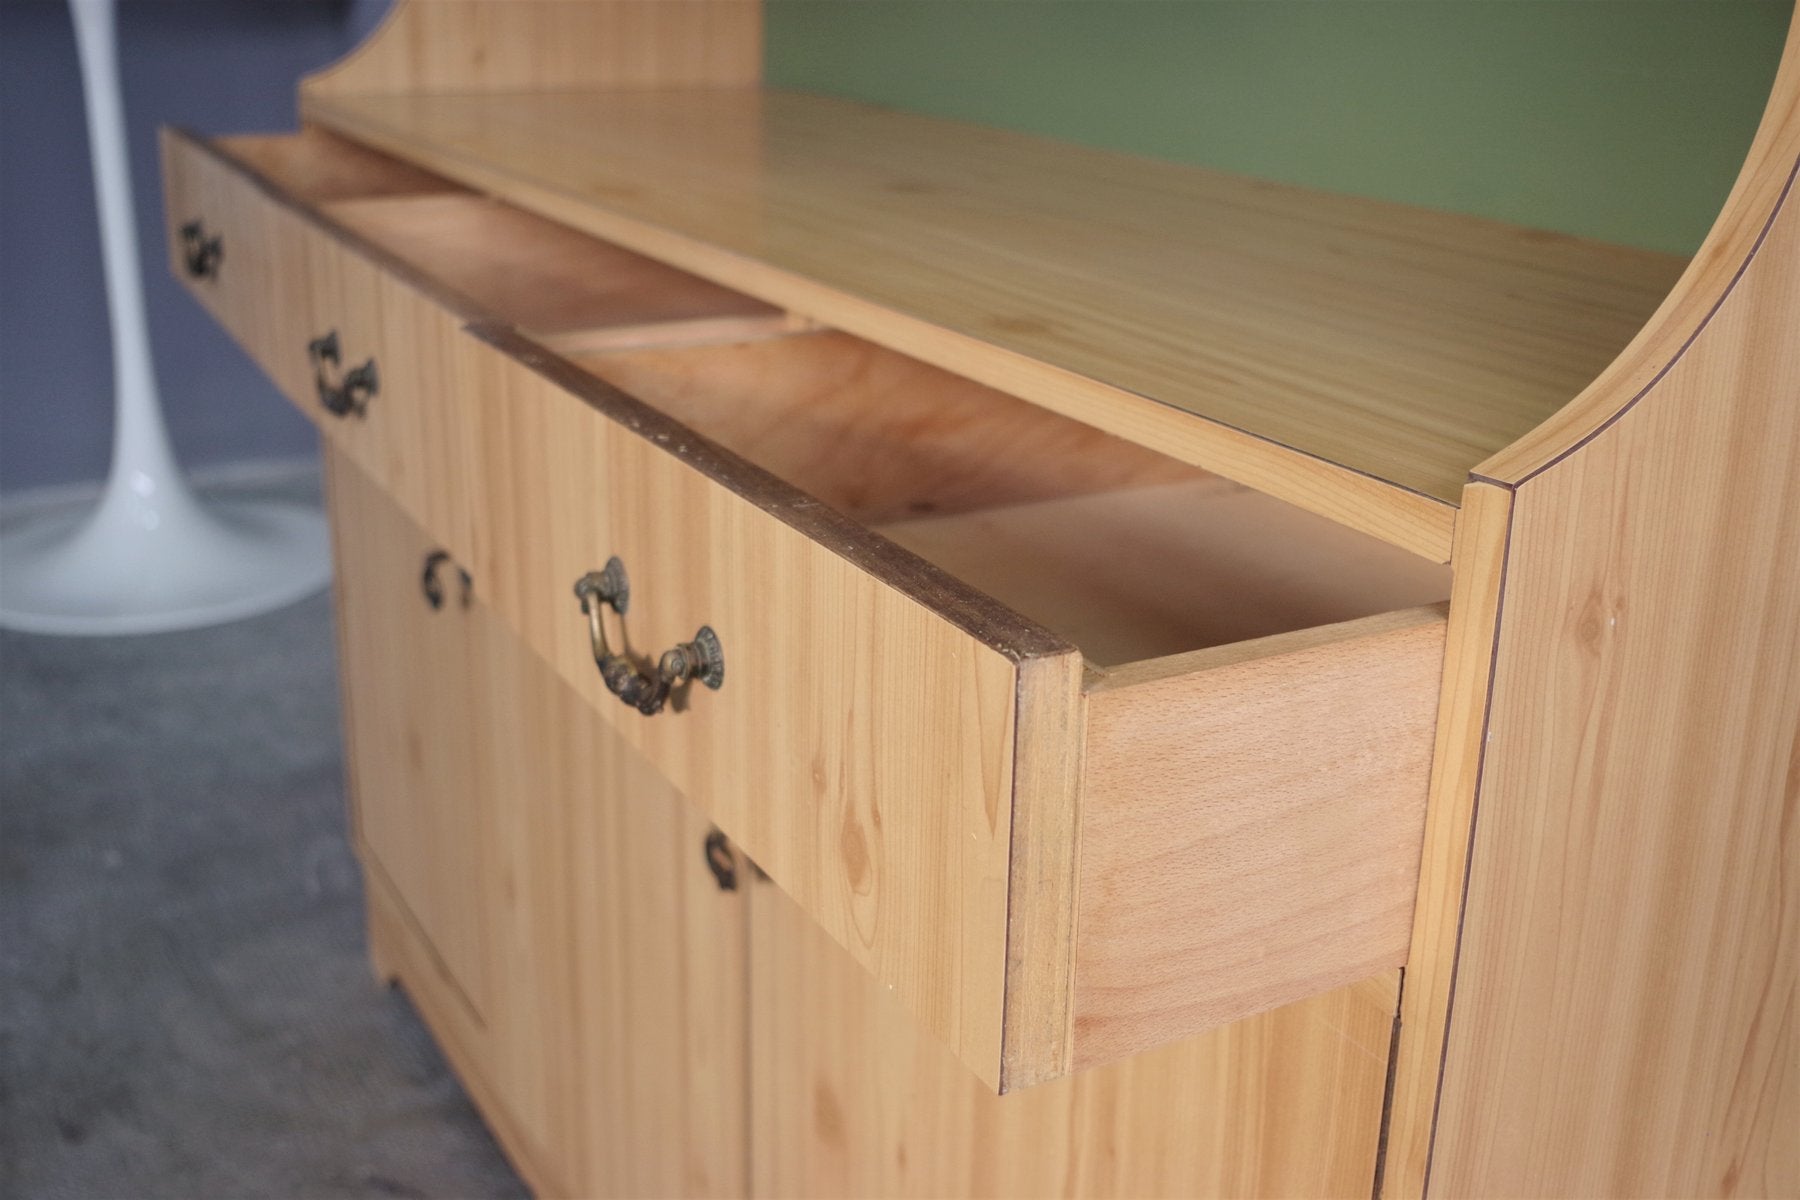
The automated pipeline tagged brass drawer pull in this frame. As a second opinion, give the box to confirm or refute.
[178,220,222,279]
[573,556,724,716]
[421,550,472,611]
[307,330,378,418]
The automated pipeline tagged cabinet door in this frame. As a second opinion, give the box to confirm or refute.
[330,448,747,1197]
[474,605,748,1199]
[748,876,1397,1200]
[330,450,494,1035]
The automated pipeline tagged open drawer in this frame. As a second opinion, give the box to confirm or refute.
[161,124,1450,1092]
[457,326,1450,1092]
[160,126,785,566]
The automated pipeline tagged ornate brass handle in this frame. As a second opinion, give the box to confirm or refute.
[573,557,724,716]
[179,220,222,280]
[307,330,378,418]
[421,550,472,611]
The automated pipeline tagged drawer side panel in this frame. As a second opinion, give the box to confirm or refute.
[1075,606,1446,1070]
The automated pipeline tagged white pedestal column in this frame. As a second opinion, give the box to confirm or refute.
[0,0,330,636]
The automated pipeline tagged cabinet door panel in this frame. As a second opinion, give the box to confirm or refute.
[474,608,748,1199]
[331,448,749,1198]
[330,450,493,1030]
[748,878,1396,1199]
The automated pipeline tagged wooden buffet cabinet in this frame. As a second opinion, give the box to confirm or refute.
[161,4,1799,1197]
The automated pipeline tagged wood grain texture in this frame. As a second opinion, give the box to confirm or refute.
[1427,166,1800,1200]
[169,128,787,594]
[1076,607,1447,1072]
[878,478,1451,668]
[572,332,1200,526]
[998,652,1085,1091]
[321,192,782,340]
[1380,482,1515,1200]
[162,127,329,418]
[300,88,1690,558]
[750,878,1399,1199]
[461,326,1064,1091]
[331,450,749,1199]
[328,448,492,1033]
[302,0,761,97]
[472,595,749,1200]
[209,126,456,203]
[1394,14,1800,1194]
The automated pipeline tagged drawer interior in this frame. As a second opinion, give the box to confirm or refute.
[217,129,783,343]
[571,333,1451,668]
[217,125,1449,669]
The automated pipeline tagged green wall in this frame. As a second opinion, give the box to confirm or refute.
[767,0,1790,256]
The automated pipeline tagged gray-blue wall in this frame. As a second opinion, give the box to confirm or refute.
[0,0,387,496]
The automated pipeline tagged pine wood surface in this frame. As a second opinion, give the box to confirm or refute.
[321,191,782,339]
[1428,154,1800,1200]
[328,447,492,1030]
[877,478,1450,668]
[468,323,1467,1088]
[1075,606,1446,1073]
[1379,482,1516,1198]
[570,332,1202,526]
[459,326,1042,1091]
[300,87,1690,560]
[1389,12,1800,1194]
[330,451,750,1199]
[749,879,1398,1199]
[168,114,1459,1085]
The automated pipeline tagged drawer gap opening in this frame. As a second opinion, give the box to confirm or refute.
[319,200,785,346]
[218,128,463,204]
[216,129,798,348]
[568,331,1450,669]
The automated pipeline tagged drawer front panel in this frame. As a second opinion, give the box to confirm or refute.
[461,328,1062,1089]
[161,127,323,412]
[311,246,482,568]
[162,129,480,568]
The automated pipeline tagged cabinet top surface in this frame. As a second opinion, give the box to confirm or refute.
[302,86,1685,521]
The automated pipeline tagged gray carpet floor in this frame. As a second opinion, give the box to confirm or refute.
[0,478,528,1200]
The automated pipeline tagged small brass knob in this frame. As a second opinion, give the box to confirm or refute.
[179,220,222,280]
[307,330,378,419]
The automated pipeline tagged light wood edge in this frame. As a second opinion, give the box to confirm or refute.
[320,450,368,858]
[465,322,1078,666]
[533,311,819,356]
[998,651,1086,1092]
[1086,602,1451,694]
[299,91,1459,563]
[300,0,763,99]
[1479,4,1800,485]
[1379,481,1515,1200]
[175,126,772,358]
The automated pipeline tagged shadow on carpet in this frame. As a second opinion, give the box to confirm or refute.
[0,492,527,1199]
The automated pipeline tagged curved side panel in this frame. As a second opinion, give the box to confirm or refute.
[1388,8,1800,1197]
[1390,7,1800,1195]
[1477,5,1799,486]
[1429,153,1800,1195]
[300,0,761,98]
